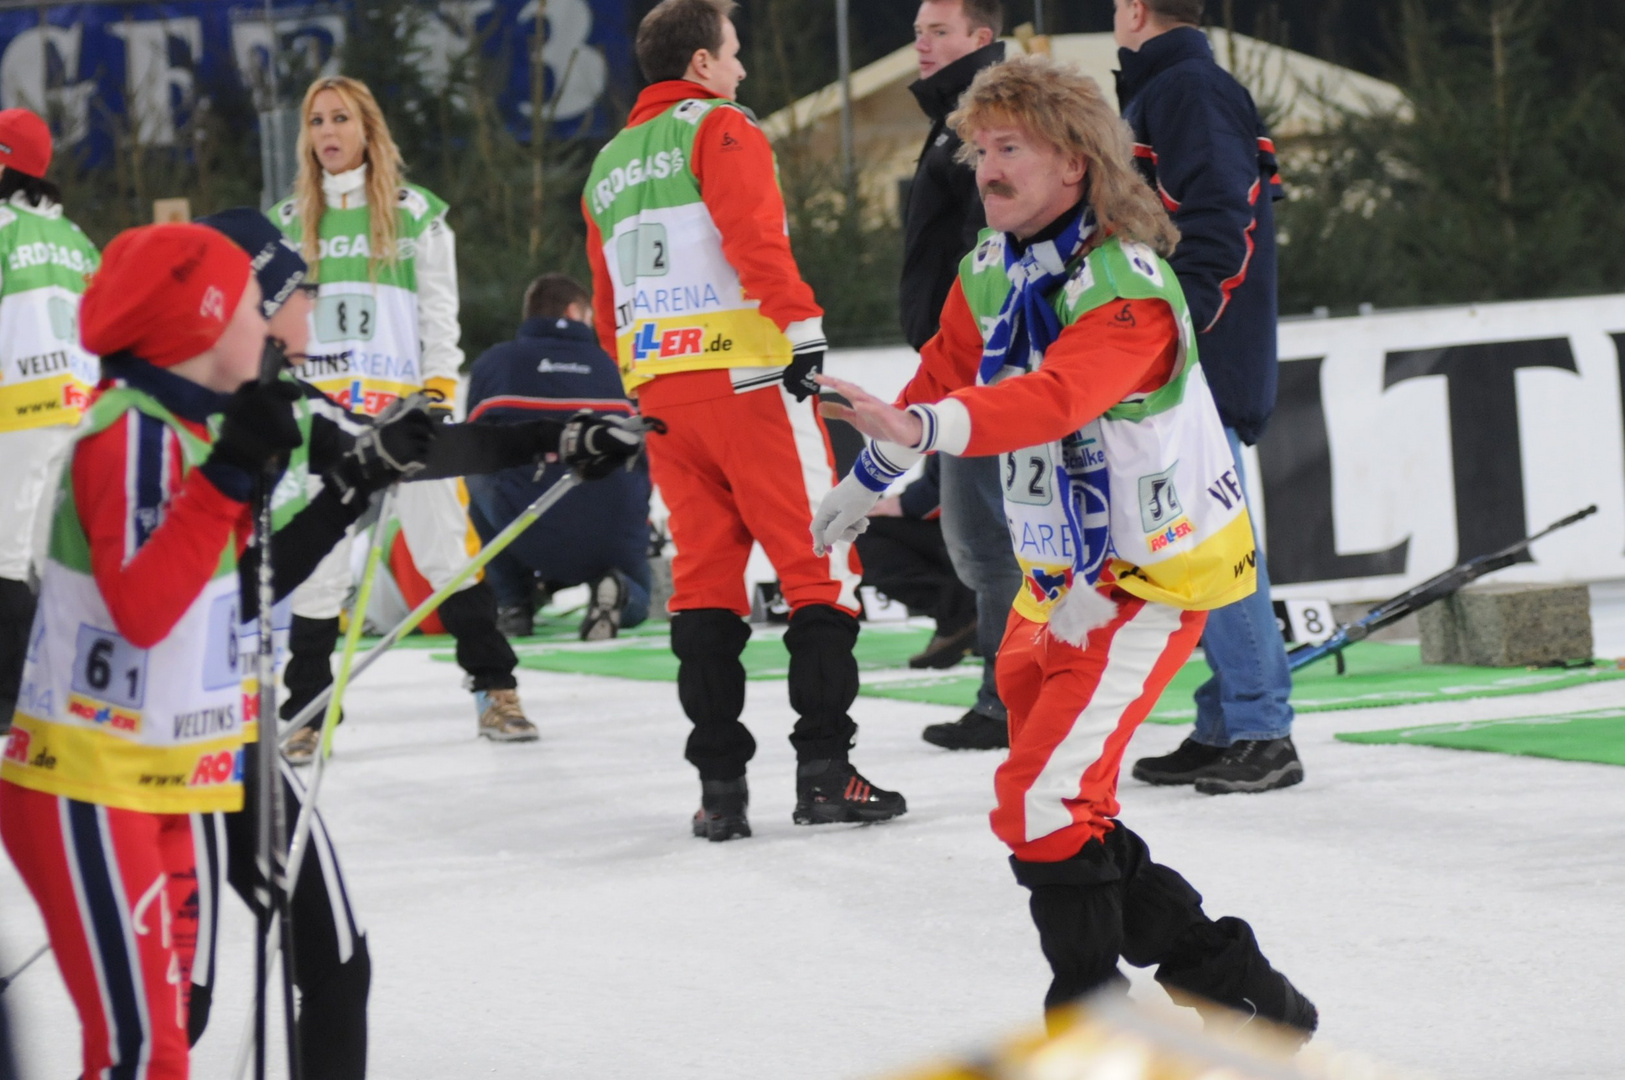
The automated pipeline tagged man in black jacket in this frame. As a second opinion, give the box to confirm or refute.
[1110,0,1303,794]
[898,0,1020,751]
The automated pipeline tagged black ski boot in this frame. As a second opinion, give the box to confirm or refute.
[691,778,751,842]
[922,709,1009,750]
[1193,737,1304,795]
[1132,737,1226,785]
[793,759,907,825]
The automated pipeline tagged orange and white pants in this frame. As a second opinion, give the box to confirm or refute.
[991,594,1207,863]
[640,373,861,616]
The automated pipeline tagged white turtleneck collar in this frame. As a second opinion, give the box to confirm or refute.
[321,163,368,209]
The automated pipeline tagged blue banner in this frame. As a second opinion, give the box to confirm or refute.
[0,0,633,162]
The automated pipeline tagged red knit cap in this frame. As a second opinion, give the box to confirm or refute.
[0,108,51,176]
[80,224,252,369]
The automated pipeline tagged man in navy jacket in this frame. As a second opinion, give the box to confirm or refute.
[1111,0,1303,794]
[466,275,653,640]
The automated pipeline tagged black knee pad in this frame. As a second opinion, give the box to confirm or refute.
[1104,825,1209,969]
[671,609,751,725]
[1027,882,1128,1013]
[283,615,341,722]
[783,604,860,717]
[439,583,518,691]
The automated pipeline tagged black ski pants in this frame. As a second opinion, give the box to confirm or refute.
[0,577,35,729]
[1013,821,1302,1025]
[854,518,977,635]
[672,604,860,780]
[189,746,369,1079]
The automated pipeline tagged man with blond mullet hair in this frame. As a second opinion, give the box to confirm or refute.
[813,56,1317,1034]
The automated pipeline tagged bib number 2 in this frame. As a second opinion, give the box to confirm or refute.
[1004,446,1054,506]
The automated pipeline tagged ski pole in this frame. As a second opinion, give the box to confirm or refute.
[286,487,396,886]
[278,469,583,749]
[250,342,301,1080]
[0,942,49,994]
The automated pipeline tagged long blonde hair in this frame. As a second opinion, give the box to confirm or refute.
[950,55,1181,258]
[293,75,406,279]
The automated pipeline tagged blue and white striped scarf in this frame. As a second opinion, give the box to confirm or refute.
[978,206,1096,385]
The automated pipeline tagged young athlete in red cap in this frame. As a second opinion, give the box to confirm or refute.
[0,221,408,1079]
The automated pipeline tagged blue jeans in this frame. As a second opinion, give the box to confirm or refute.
[939,453,1024,721]
[1192,428,1295,746]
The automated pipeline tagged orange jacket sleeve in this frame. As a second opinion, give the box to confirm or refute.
[582,203,619,357]
[897,279,984,406]
[690,106,822,333]
[946,298,1180,457]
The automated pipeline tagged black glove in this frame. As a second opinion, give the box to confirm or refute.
[207,380,303,476]
[782,346,825,402]
[559,410,651,480]
[327,408,440,503]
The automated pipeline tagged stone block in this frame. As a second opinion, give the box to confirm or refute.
[1418,583,1592,667]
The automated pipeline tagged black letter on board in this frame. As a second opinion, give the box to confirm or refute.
[1255,356,1410,585]
[1384,338,1577,563]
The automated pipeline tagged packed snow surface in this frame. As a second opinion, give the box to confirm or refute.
[5,642,1624,1079]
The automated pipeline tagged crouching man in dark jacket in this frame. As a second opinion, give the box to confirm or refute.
[466,274,653,640]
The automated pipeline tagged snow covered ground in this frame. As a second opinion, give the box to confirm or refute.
[5,642,1624,1080]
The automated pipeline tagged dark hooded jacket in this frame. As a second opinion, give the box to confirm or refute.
[1117,27,1284,444]
[899,40,1005,351]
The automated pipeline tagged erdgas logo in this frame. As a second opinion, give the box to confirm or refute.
[317,234,417,261]
[590,148,688,215]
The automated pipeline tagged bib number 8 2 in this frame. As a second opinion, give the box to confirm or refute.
[314,294,376,343]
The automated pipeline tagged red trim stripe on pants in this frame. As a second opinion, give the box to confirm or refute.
[991,595,1207,863]
[1,781,200,1079]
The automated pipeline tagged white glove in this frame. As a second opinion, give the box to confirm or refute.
[1046,585,1119,647]
[812,472,883,556]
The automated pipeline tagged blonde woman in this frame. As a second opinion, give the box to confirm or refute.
[271,75,533,751]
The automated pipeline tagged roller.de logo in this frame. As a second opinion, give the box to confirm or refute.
[189,748,243,787]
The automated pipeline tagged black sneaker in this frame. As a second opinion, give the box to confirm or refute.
[1194,737,1304,795]
[580,571,629,641]
[1132,737,1226,785]
[792,760,907,825]
[907,621,978,669]
[496,605,534,638]
[922,710,1008,751]
[691,778,751,842]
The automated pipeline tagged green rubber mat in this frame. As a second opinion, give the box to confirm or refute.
[856,642,1625,723]
[1336,707,1625,767]
[421,631,1625,722]
[430,624,940,681]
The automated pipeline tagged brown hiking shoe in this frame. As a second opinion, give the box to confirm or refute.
[476,688,537,742]
[283,726,321,766]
